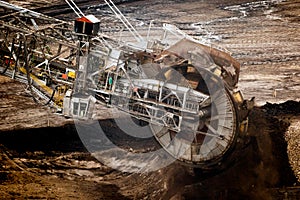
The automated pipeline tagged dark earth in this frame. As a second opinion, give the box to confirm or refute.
[0,0,300,199]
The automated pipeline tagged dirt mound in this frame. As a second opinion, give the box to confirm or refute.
[0,101,299,199]
[262,101,300,183]
[170,102,300,199]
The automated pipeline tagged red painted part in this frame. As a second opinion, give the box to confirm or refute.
[62,73,68,80]
[76,17,91,23]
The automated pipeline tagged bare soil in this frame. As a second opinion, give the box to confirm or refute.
[0,0,300,199]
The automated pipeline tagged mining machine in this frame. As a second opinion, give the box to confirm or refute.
[0,0,253,169]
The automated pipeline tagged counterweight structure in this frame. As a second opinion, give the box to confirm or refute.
[0,1,253,169]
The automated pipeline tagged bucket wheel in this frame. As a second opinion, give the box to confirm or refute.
[150,64,239,169]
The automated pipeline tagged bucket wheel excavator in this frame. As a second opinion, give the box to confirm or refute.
[0,0,254,169]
